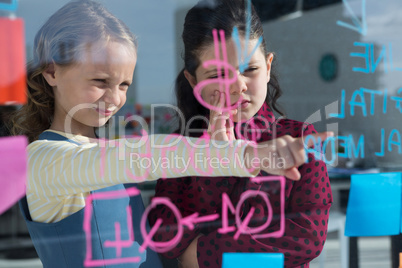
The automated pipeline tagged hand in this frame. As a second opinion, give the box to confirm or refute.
[207,90,236,141]
[177,234,203,268]
[244,132,334,181]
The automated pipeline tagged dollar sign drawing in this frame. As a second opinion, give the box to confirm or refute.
[194,0,263,112]
[193,29,241,114]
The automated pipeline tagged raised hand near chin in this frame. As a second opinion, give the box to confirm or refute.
[207,90,237,141]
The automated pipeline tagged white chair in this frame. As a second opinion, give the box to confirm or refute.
[318,210,349,268]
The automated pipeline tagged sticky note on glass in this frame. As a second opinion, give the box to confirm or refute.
[345,172,401,237]
[0,17,26,105]
[222,253,284,268]
[0,136,27,215]
[0,0,18,11]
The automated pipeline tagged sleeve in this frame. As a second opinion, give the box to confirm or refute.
[193,124,333,268]
[27,134,257,198]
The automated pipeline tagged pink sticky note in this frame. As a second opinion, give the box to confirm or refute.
[0,135,27,214]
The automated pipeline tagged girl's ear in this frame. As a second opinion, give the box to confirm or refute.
[184,69,197,89]
[266,53,274,83]
[42,63,57,87]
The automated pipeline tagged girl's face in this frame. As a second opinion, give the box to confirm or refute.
[43,41,136,137]
[186,37,273,123]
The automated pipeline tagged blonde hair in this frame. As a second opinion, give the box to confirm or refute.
[10,0,137,142]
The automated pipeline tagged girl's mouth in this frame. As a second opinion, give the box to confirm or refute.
[240,100,250,109]
[95,107,116,116]
[232,100,250,109]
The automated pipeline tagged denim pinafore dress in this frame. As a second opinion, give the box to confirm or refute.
[19,131,163,268]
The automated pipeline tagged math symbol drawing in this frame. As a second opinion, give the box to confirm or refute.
[142,176,286,254]
[83,187,146,267]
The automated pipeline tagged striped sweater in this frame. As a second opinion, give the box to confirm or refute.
[27,130,257,223]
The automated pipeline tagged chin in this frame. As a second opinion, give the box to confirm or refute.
[97,121,109,128]
[235,112,252,123]
[87,119,108,128]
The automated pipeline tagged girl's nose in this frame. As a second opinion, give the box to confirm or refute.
[230,74,247,95]
[103,87,121,106]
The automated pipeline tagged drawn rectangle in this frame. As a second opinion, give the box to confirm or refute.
[83,187,144,267]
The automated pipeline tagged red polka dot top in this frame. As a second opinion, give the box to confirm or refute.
[148,103,333,268]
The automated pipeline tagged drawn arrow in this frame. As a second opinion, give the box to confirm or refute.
[336,0,367,36]
[232,0,263,73]
[181,213,220,230]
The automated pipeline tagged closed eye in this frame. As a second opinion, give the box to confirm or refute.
[209,72,228,79]
[93,79,107,83]
[245,67,258,72]
[121,82,131,87]
[208,68,230,79]
[120,82,131,90]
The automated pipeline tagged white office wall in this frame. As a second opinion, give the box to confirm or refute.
[262,1,402,167]
[17,0,198,105]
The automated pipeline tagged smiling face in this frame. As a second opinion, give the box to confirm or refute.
[42,41,136,137]
[186,37,273,123]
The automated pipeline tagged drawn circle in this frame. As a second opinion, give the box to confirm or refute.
[140,198,183,253]
[235,190,273,235]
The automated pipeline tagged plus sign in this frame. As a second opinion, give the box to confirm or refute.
[103,206,134,257]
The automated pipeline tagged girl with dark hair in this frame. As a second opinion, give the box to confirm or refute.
[149,0,332,267]
[9,1,328,267]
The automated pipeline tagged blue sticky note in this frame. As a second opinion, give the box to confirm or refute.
[345,172,401,236]
[222,253,284,268]
[0,0,18,11]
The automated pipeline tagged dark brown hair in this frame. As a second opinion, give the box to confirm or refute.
[175,0,284,135]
